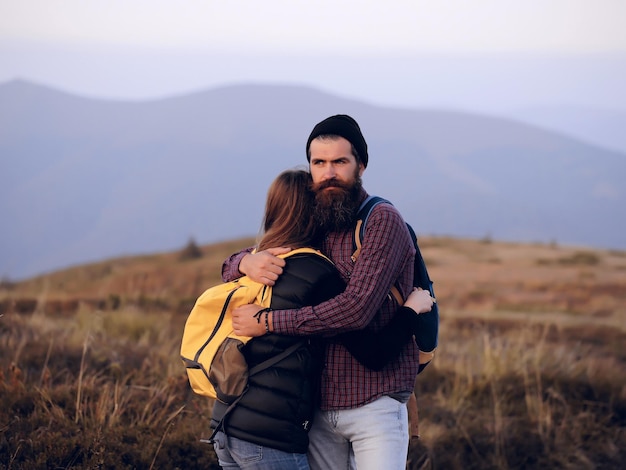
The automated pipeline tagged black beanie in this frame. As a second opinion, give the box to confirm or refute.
[306,114,368,168]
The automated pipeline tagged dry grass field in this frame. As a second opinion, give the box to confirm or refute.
[1,237,625,469]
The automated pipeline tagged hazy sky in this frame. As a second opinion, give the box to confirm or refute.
[1,0,626,112]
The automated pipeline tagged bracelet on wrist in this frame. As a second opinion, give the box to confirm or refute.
[253,307,272,334]
[264,309,271,334]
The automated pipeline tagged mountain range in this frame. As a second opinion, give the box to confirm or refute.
[1,79,624,280]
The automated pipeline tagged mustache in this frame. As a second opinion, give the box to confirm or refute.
[312,179,352,192]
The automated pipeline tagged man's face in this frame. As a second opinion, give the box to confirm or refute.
[309,137,364,187]
[309,136,365,232]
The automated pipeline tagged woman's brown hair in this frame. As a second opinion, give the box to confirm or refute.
[257,169,320,252]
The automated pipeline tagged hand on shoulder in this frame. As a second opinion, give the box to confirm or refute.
[240,247,291,285]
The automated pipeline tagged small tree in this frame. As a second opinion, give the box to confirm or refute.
[179,237,203,261]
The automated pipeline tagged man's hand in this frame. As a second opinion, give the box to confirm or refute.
[232,304,270,337]
[239,247,291,285]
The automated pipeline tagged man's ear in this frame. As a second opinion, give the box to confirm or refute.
[358,162,365,177]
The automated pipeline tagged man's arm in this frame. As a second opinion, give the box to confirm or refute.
[221,248,253,282]
[233,204,415,337]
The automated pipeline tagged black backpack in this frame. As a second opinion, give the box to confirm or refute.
[352,195,439,371]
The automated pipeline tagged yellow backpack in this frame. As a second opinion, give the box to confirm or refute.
[180,247,326,402]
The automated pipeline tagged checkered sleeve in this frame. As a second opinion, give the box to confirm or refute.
[221,247,254,282]
[273,203,415,336]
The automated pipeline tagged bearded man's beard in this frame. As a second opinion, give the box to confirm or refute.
[312,175,363,232]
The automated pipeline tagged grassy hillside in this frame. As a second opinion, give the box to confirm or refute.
[1,237,625,469]
[0,237,255,316]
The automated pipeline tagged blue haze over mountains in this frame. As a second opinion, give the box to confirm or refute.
[1,79,625,280]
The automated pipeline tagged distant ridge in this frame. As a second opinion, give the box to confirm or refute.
[1,79,624,280]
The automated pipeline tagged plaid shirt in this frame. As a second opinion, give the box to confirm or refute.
[222,190,418,410]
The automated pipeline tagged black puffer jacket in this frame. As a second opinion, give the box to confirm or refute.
[210,251,345,453]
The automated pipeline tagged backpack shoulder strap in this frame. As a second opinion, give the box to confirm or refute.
[248,340,305,376]
[279,247,332,263]
[351,196,404,304]
[351,196,390,263]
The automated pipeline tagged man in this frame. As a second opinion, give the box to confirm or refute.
[226,114,418,470]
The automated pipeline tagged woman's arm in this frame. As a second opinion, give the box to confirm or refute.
[338,306,416,371]
[339,288,436,371]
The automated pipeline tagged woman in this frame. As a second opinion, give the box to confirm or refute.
[210,169,433,470]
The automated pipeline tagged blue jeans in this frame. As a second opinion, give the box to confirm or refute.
[307,396,409,470]
[212,431,310,470]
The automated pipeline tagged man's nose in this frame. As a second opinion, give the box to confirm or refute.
[322,165,336,180]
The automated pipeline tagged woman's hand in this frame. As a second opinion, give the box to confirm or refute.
[232,304,271,336]
[239,247,291,285]
[404,287,435,314]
